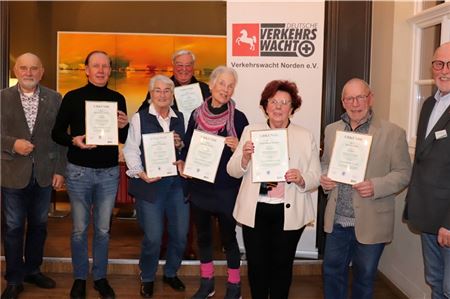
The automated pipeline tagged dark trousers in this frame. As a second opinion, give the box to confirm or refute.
[1,175,52,284]
[243,202,304,299]
[191,202,241,269]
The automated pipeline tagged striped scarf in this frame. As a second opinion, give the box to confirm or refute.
[194,97,237,137]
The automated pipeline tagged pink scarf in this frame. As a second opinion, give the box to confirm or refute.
[194,97,237,137]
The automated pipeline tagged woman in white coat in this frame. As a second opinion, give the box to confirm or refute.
[227,80,321,299]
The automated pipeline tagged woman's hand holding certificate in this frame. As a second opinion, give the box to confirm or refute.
[251,129,289,183]
[184,130,225,183]
[142,132,178,178]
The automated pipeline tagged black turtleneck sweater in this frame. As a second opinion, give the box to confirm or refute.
[52,82,128,168]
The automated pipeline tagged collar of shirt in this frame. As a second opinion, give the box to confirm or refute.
[17,84,40,99]
[434,89,450,105]
[148,103,178,119]
[148,102,178,132]
[340,109,373,132]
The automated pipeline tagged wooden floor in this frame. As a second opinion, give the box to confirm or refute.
[1,202,406,298]
[16,202,226,260]
[0,273,403,299]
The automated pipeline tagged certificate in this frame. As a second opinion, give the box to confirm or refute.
[184,129,225,183]
[85,101,118,145]
[327,131,373,185]
[142,132,177,178]
[174,83,203,129]
[251,129,289,183]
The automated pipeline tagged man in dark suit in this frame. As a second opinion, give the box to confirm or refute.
[1,53,66,299]
[405,42,450,299]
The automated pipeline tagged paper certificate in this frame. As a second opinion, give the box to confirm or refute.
[174,83,203,128]
[327,131,373,185]
[85,101,118,145]
[184,129,225,183]
[142,132,177,178]
[251,129,289,183]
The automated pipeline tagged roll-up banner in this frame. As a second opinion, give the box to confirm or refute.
[227,1,325,258]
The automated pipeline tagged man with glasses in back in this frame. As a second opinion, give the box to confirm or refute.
[320,78,411,299]
[1,53,66,299]
[139,49,211,111]
[404,42,450,299]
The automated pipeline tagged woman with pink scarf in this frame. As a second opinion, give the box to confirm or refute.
[181,66,248,299]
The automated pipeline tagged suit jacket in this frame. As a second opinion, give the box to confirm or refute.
[322,117,411,244]
[1,85,67,189]
[227,123,321,230]
[405,95,450,234]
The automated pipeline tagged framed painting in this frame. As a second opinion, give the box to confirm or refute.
[57,32,226,114]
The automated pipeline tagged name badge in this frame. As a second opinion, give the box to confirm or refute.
[435,129,447,140]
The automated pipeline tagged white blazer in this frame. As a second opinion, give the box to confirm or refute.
[227,123,321,230]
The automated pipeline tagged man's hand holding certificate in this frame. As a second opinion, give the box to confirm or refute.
[85,101,118,145]
[184,129,225,183]
[327,131,372,185]
[174,83,203,129]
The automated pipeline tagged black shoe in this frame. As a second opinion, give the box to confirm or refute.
[191,277,215,299]
[94,278,115,299]
[70,279,86,299]
[163,275,185,291]
[24,272,56,289]
[140,282,154,298]
[1,284,24,299]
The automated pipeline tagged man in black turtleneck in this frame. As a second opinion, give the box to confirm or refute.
[52,50,129,299]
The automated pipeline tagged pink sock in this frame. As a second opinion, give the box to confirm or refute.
[227,268,240,284]
[200,262,214,279]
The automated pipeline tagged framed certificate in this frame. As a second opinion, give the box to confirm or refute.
[85,101,118,145]
[174,83,204,129]
[327,131,373,185]
[142,132,177,178]
[184,129,225,183]
[251,129,289,183]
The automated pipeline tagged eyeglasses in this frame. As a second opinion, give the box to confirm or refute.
[152,88,172,95]
[431,60,450,71]
[343,94,370,104]
[268,98,291,106]
[174,63,194,69]
[18,66,40,73]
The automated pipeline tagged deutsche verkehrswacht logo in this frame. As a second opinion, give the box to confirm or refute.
[232,23,317,57]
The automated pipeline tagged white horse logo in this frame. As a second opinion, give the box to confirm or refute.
[235,29,257,51]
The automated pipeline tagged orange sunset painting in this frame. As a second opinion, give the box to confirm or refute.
[57,32,226,114]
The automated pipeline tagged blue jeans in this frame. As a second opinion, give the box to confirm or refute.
[65,162,119,280]
[1,174,52,285]
[135,178,189,282]
[323,224,385,299]
[421,233,450,299]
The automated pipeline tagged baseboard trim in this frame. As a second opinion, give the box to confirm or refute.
[0,256,323,276]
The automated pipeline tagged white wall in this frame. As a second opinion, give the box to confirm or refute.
[371,2,431,298]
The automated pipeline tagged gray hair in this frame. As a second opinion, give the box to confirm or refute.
[209,66,238,87]
[172,49,196,64]
[341,78,371,100]
[148,75,175,92]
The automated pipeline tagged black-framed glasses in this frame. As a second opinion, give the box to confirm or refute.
[431,60,450,71]
[342,94,370,104]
